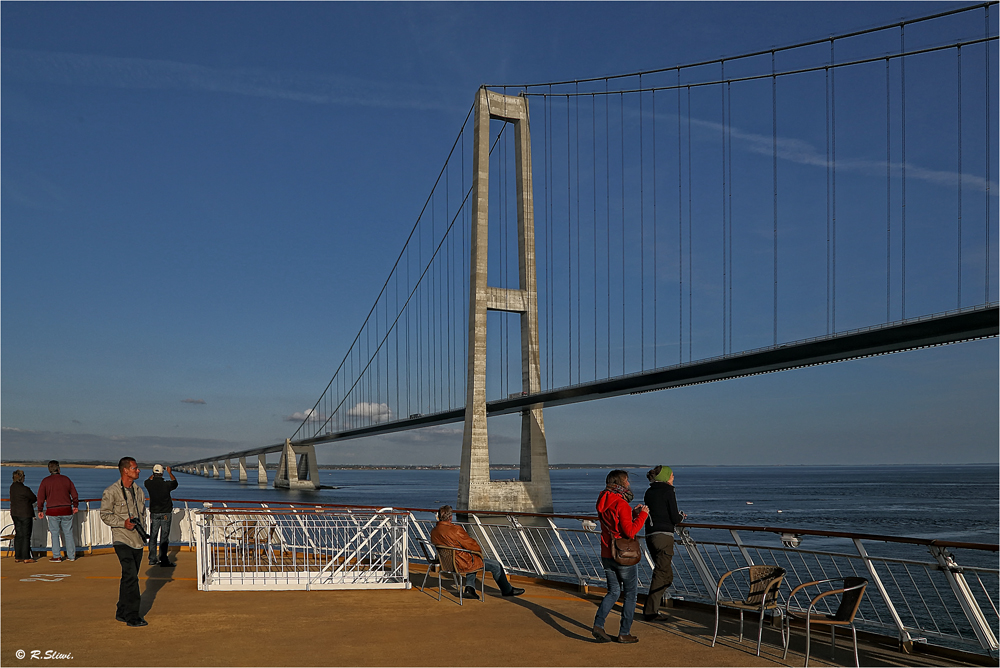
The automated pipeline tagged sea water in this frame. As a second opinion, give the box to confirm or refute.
[3,464,996,545]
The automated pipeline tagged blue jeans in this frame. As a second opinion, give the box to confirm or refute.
[594,556,638,635]
[46,514,76,560]
[148,512,172,563]
[463,558,511,594]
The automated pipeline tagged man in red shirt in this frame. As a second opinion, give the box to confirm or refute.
[36,460,79,562]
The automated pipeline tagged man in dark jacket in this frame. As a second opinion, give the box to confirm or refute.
[144,464,178,566]
[36,460,79,562]
[10,469,37,562]
[429,505,523,599]
[642,465,685,621]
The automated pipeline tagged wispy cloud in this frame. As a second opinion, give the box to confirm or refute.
[285,408,324,423]
[2,48,463,113]
[0,427,248,462]
[181,398,206,405]
[346,401,394,424]
[688,116,998,194]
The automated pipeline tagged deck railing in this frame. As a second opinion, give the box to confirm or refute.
[2,499,996,657]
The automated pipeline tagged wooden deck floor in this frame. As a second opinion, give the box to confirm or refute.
[0,550,988,667]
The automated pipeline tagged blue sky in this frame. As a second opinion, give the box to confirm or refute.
[2,2,997,466]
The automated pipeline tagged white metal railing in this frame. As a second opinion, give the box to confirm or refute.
[191,507,409,591]
[2,499,995,657]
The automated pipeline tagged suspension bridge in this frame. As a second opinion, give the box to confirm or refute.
[177,4,999,512]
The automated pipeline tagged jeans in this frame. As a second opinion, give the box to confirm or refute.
[113,543,144,622]
[46,514,76,560]
[13,516,33,560]
[643,533,675,616]
[463,558,513,595]
[594,556,639,636]
[148,512,172,563]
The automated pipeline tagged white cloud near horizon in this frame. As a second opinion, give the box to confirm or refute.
[346,401,394,424]
[2,48,463,113]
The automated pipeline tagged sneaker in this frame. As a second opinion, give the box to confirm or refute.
[48,557,62,562]
[502,587,525,597]
[617,634,639,644]
[592,626,613,643]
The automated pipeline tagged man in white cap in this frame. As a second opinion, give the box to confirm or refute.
[144,464,178,567]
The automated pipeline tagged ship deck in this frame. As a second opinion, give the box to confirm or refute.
[0,549,989,667]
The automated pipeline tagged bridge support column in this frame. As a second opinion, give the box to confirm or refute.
[459,88,552,514]
[212,462,219,479]
[257,454,268,484]
[238,457,248,482]
[274,438,319,490]
[224,459,232,480]
[202,464,209,477]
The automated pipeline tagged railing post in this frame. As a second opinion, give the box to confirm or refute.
[546,517,586,587]
[853,538,915,649]
[509,516,546,577]
[730,529,755,566]
[676,527,719,597]
[469,513,503,565]
[929,545,999,652]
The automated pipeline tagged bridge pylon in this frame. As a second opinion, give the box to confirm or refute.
[459,88,553,514]
[275,438,319,490]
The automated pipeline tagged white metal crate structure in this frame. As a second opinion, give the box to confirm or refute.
[191,507,409,591]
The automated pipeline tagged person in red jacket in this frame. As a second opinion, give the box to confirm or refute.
[592,469,648,644]
[36,460,79,562]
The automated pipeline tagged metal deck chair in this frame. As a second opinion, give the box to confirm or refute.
[416,539,440,592]
[432,543,486,605]
[712,564,786,656]
[782,576,869,667]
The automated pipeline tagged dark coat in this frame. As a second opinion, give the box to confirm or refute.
[644,481,683,534]
[9,481,37,518]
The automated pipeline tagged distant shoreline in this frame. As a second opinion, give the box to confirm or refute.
[1,461,992,470]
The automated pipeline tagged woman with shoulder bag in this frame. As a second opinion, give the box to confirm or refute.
[593,469,649,644]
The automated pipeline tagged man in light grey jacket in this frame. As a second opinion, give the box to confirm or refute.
[100,456,148,627]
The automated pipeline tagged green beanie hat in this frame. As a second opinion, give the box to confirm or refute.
[653,466,673,482]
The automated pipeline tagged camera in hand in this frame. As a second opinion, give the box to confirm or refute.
[129,518,150,542]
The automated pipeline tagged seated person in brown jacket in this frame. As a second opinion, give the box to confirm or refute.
[429,505,524,599]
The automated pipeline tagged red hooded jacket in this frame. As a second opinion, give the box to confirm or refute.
[596,489,648,559]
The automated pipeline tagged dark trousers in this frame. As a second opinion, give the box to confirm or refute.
[13,516,33,560]
[114,543,144,622]
[148,512,172,564]
[643,533,675,616]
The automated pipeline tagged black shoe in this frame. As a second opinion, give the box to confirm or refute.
[127,618,148,627]
[148,561,158,566]
[463,586,480,600]
[502,587,525,597]
[643,612,670,622]
[592,626,613,643]
[159,561,175,567]
[115,614,127,623]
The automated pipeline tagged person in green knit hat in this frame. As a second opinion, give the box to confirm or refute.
[642,465,686,621]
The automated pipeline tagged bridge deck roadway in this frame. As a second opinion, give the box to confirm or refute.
[178,305,997,465]
[1,550,987,667]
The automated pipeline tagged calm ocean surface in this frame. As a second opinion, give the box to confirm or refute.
[3,464,997,545]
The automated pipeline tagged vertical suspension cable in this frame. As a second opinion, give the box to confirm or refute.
[721,61,727,355]
[727,79,733,353]
[621,91,627,374]
[606,79,611,379]
[772,50,778,346]
[886,57,892,323]
[653,87,658,367]
[567,95,573,385]
[957,45,963,309]
[832,39,838,331]
[576,84,582,383]
[900,24,906,319]
[677,69,683,364]
[640,74,646,370]
[687,85,693,362]
[826,63,831,334]
[593,93,598,380]
[986,5,992,303]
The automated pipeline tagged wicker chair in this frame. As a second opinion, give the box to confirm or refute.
[782,577,868,667]
[432,543,486,605]
[712,565,786,656]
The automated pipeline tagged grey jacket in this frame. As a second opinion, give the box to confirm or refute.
[100,480,147,549]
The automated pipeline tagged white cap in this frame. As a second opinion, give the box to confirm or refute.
[152,464,164,474]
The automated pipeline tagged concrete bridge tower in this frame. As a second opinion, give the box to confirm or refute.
[458,88,553,514]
